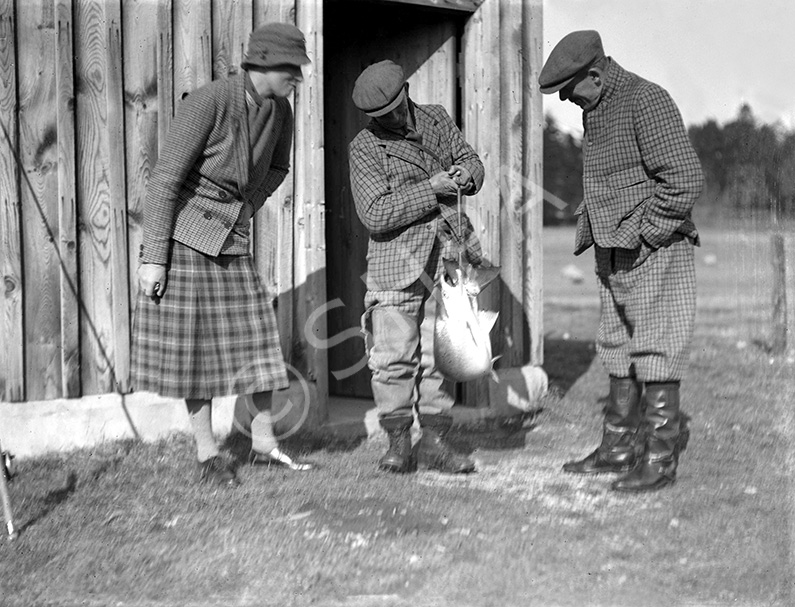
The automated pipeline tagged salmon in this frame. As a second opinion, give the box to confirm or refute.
[434,259,500,382]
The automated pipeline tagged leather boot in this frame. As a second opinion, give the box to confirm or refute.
[563,375,643,474]
[416,414,475,474]
[378,415,414,473]
[612,381,680,492]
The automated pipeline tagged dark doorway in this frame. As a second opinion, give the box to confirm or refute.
[323,0,467,398]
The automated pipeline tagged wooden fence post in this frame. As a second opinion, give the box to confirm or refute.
[771,230,795,356]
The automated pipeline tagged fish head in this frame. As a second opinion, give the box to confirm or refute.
[441,258,501,294]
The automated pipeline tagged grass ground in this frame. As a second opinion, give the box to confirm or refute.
[0,227,793,607]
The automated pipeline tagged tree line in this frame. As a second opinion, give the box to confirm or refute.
[543,104,795,226]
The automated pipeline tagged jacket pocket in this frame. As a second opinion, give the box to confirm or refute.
[609,166,654,228]
[608,165,648,190]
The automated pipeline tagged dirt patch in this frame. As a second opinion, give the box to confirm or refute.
[287,496,448,549]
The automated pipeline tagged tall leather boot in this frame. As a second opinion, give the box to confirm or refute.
[612,381,680,492]
[378,415,414,473]
[416,414,475,474]
[563,375,643,474]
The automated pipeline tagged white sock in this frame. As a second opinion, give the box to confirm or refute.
[186,399,218,462]
[251,392,278,454]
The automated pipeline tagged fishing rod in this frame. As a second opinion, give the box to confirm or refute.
[457,184,465,269]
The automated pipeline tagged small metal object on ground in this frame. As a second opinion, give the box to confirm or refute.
[0,439,18,541]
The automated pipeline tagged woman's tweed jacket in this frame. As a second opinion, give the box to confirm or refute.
[348,103,485,291]
[140,72,293,265]
[574,59,704,256]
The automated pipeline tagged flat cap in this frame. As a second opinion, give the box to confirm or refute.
[352,60,407,117]
[538,30,604,94]
[242,23,310,70]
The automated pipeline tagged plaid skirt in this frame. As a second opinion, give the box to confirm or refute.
[130,241,288,399]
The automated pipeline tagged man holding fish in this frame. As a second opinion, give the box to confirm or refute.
[348,60,487,475]
[539,31,704,492]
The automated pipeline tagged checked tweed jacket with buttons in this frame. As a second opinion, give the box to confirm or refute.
[140,72,292,265]
[574,59,704,257]
[349,103,485,291]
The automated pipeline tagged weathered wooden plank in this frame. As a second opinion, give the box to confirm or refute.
[105,1,130,393]
[254,0,296,25]
[0,0,23,402]
[252,0,297,365]
[522,0,544,365]
[402,21,456,118]
[294,0,328,419]
[460,5,485,407]
[498,0,526,368]
[213,0,251,79]
[55,0,80,397]
[173,0,212,110]
[156,0,173,146]
[18,0,61,400]
[74,0,121,394]
[379,0,483,13]
[122,0,159,305]
[466,0,500,300]
[461,0,501,406]
[254,186,295,360]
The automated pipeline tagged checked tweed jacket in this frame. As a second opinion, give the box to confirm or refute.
[349,103,485,291]
[575,59,704,256]
[140,72,293,265]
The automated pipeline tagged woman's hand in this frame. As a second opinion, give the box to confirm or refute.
[138,263,167,298]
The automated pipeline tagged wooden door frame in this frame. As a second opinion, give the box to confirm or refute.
[365,0,483,13]
[298,0,543,422]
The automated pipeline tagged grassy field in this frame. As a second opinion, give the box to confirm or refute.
[0,226,793,607]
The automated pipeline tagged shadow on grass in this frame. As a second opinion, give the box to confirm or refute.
[18,470,78,534]
[221,430,368,467]
[543,337,597,395]
[679,411,692,454]
[442,407,546,455]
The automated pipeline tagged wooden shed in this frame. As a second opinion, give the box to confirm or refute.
[0,0,545,456]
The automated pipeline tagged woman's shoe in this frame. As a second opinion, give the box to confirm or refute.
[248,447,314,471]
[199,456,239,486]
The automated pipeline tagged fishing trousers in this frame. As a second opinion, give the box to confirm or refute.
[595,236,696,382]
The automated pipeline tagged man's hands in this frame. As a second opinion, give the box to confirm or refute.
[429,171,458,195]
[429,165,474,196]
[138,263,167,298]
[448,165,473,189]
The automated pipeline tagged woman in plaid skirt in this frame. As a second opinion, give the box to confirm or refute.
[131,23,313,486]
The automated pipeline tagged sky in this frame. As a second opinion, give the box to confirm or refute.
[541,0,795,136]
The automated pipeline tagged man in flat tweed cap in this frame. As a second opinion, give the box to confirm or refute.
[131,23,313,486]
[348,60,485,475]
[539,31,704,492]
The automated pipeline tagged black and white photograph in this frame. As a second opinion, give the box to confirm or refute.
[0,0,792,605]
